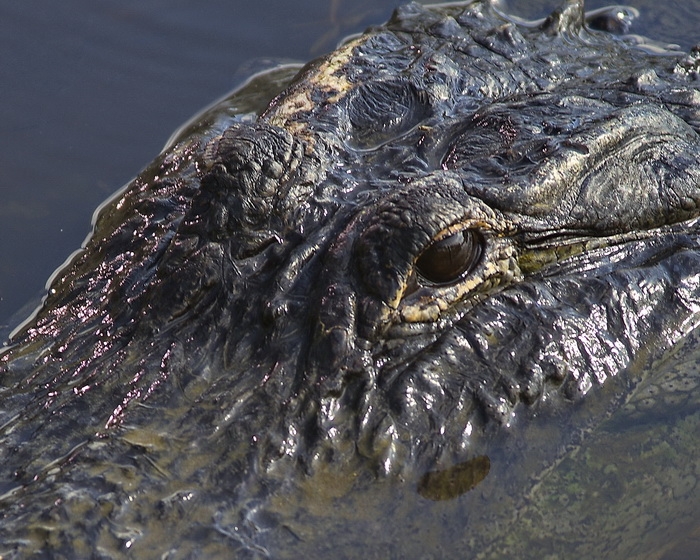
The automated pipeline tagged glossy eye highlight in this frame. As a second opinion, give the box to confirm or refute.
[415,229,482,285]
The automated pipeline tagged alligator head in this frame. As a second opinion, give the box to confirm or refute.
[1,0,700,557]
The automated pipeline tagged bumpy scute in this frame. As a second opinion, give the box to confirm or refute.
[1,1,700,558]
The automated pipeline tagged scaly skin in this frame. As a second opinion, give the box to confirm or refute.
[1,1,699,557]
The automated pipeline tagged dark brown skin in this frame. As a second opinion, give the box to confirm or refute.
[1,1,699,557]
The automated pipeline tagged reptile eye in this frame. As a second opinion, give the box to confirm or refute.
[415,229,482,285]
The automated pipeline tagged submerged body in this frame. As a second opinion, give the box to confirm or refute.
[1,0,700,557]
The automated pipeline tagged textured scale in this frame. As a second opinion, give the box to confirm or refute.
[1,1,700,558]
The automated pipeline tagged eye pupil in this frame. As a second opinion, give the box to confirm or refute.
[415,230,481,285]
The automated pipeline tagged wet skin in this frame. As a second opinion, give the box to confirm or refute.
[1,1,700,557]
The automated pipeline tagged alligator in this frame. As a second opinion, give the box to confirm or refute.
[1,0,700,558]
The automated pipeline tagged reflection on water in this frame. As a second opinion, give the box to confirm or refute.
[417,455,491,501]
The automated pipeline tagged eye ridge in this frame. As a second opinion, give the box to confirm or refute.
[415,229,483,285]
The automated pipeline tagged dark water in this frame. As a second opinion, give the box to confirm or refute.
[1,0,697,335]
